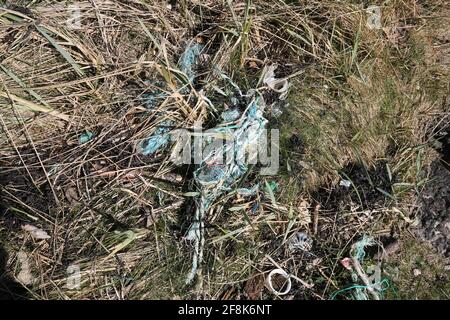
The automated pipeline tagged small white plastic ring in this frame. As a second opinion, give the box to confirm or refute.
[266,268,292,296]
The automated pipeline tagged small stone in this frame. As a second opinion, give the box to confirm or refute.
[413,269,421,277]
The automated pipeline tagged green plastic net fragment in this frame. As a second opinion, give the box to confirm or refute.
[79,131,94,144]
[194,98,267,194]
[330,235,388,300]
[185,96,268,283]
[351,235,376,262]
[266,180,279,192]
[179,42,204,83]
[139,42,204,156]
[139,120,174,156]
[138,40,274,284]
[330,278,393,300]
[142,81,167,110]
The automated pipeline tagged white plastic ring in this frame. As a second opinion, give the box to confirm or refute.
[266,268,292,296]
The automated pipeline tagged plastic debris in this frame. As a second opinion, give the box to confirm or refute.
[79,131,94,144]
[221,109,241,122]
[251,202,260,214]
[341,257,353,270]
[266,180,279,192]
[330,278,393,300]
[266,268,292,296]
[139,41,204,156]
[179,42,204,83]
[137,40,288,284]
[139,82,175,155]
[331,235,389,300]
[142,81,168,110]
[22,224,51,240]
[17,251,34,285]
[262,64,289,100]
[186,96,268,283]
[288,232,313,252]
[139,121,174,156]
[236,184,260,197]
[339,179,352,188]
[271,104,284,118]
[351,235,376,262]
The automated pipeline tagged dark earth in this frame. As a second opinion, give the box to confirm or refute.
[417,161,450,258]
[312,160,394,212]
[417,126,450,258]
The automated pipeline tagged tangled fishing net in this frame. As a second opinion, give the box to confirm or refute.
[138,40,284,283]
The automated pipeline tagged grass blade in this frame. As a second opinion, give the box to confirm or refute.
[0,92,70,122]
[0,64,49,106]
[36,26,85,77]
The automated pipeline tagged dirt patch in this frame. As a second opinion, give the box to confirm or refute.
[312,160,394,211]
[0,166,54,229]
[437,127,450,169]
[417,160,450,258]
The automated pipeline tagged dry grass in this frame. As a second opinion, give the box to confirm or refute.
[0,0,449,300]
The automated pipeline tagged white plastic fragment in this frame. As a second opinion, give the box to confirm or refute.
[266,268,292,296]
[221,109,241,122]
[16,251,34,285]
[236,184,259,197]
[262,64,289,100]
[339,179,352,188]
[271,104,283,117]
[22,224,51,240]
